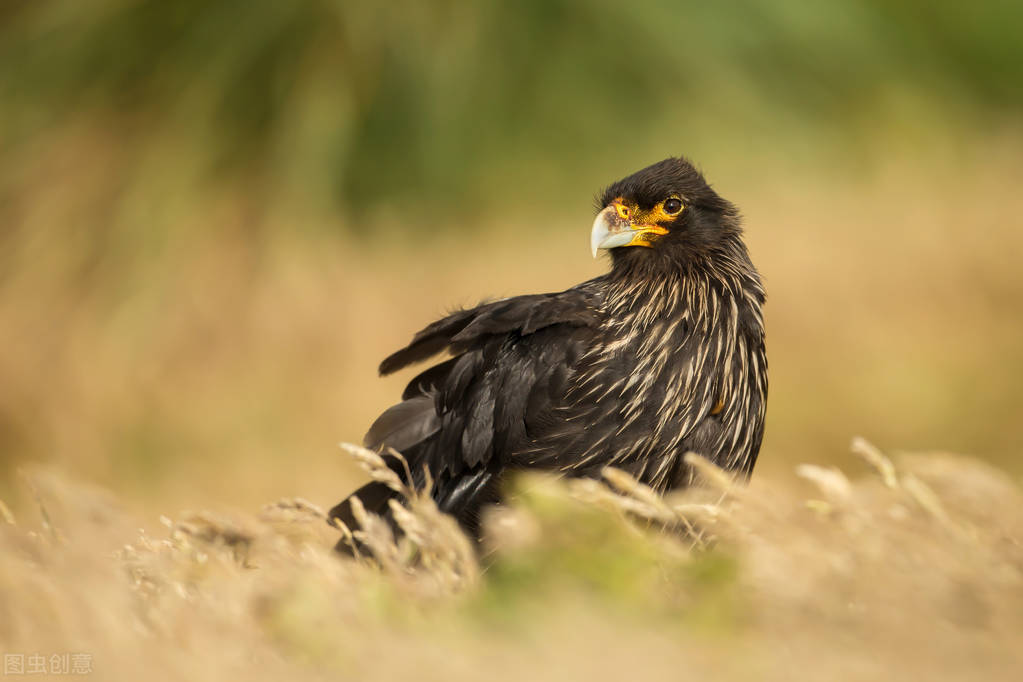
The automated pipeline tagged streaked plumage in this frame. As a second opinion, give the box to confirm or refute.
[329,157,767,550]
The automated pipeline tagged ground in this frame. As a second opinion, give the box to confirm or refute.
[2,440,1020,681]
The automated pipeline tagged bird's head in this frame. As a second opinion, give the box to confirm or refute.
[591,157,741,267]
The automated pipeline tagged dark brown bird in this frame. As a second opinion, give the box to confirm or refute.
[329,157,767,550]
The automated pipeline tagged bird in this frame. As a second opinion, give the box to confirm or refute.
[328,157,767,551]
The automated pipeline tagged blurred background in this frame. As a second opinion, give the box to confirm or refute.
[1,0,1021,516]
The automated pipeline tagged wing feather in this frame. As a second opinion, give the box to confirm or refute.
[333,281,604,545]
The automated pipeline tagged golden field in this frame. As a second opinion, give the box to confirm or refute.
[2,2,1023,679]
[2,441,1021,681]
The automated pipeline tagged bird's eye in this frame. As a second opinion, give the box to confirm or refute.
[663,197,683,215]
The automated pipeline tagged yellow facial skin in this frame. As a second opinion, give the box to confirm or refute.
[609,195,683,248]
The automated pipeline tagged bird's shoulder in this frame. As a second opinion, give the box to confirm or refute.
[378,278,606,376]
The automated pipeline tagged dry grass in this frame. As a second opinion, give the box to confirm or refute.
[1,439,1021,681]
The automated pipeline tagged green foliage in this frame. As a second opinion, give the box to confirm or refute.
[474,476,743,631]
[2,0,1021,223]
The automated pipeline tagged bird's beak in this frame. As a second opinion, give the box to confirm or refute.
[590,205,669,258]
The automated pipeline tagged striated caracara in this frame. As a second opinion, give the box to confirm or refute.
[328,157,767,551]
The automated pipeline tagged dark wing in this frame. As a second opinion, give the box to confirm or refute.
[328,283,603,544]
[378,290,600,375]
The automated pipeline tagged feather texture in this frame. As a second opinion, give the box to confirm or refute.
[328,157,767,552]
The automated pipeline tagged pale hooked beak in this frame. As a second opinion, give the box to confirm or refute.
[590,205,669,258]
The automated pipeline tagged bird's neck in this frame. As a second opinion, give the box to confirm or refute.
[602,239,764,332]
[604,265,739,329]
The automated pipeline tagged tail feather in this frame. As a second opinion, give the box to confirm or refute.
[363,396,440,453]
[326,481,400,555]
[327,467,503,555]
[434,467,502,541]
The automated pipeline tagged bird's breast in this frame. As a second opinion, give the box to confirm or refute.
[564,275,762,485]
